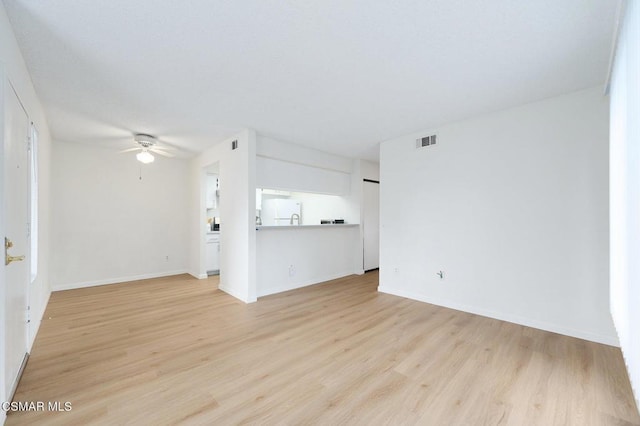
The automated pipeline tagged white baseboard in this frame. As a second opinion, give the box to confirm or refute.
[257,271,355,298]
[189,272,208,279]
[611,320,640,412]
[28,290,51,351]
[219,284,254,303]
[378,285,619,347]
[52,270,189,291]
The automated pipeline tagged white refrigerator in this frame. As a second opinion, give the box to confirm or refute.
[261,199,301,226]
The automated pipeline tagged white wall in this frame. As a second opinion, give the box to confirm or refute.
[51,141,190,290]
[256,226,359,297]
[610,0,640,407]
[257,157,351,195]
[0,3,53,420]
[359,159,380,182]
[256,136,351,195]
[190,130,257,302]
[379,87,616,345]
[257,136,353,173]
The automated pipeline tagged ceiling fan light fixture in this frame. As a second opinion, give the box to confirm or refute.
[136,150,154,164]
[134,133,157,146]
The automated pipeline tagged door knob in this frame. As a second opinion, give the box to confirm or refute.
[4,237,25,265]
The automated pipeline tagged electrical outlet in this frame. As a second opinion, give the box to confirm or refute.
[289,265,296,277]
[165,255,169,262]
[394,267,399,274]
[437,271,444,280]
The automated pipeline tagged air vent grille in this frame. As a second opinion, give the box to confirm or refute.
[416,134,437,148]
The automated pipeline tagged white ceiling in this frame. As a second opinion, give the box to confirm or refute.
[4,0,618,161]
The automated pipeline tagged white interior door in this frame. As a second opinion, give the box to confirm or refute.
[4,84,30,398]
[363,180,380,271]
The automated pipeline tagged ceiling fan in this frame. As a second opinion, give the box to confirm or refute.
[119,134,175,164]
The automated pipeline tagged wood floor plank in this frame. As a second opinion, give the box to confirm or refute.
[6,271,639,425]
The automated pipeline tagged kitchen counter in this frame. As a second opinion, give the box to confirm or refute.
[256,223,359,297]
[256,224,359,230]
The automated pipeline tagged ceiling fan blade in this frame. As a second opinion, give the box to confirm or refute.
[150,148,175,158]
[155,144,175,151]
[118,147,141,154]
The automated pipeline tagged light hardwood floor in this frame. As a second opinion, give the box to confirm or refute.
[6,272,639,425]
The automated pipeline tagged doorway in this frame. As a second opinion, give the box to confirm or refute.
[363,179,380,271]
[204,162,220,277]
[3,82,31,400]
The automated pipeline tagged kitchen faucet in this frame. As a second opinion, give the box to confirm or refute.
[290,213,300,225]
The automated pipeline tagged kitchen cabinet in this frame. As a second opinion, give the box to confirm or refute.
[261,189,291,196]
[206,233,220,273]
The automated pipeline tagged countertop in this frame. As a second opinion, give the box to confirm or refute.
[256,224,359,230]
